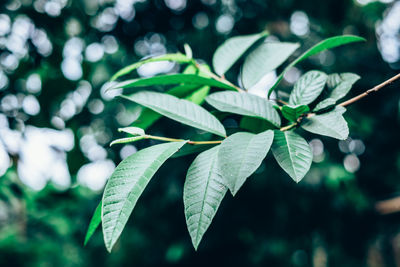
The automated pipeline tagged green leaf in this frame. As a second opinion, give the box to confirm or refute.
[239,117,276,133]
[118,127,145,136]
[102,141,186,252]
[110,74,238,91]
[242,42,300,89]
[185,85,210,103]
[212,32,268,76]
[271,130,312,183]
[122,91,226,137]
[313,98,336,112]
[110,53,192,81]
[289,71,328,105]
[325,73,360,101]
[184,146,227,250]
[205,91,281,127]
[281,104,310,122]
[268,35,366,97]
[84,201,102,246]
[218,130,274,195]
[301,106,349,140]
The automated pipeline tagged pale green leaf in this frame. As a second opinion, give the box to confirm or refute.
[281,104,310,122]
[268,35,366,97]
[184,146,227,250]
[84,201,102,246]
[325,73,360,101]
[212,32,268,76]
[301,106,349,140]
[118,127,145,136]
[102,141,186,252]
[242,42,300,89]
[122,91,226,137]
[271,130,312,182]
[110,53,192,81]
[110,136,145,146]
[218,130,274,195]
[110,74,237,91]
[313,98,336,112]
[289,71,328,105]
[205,91,281,127]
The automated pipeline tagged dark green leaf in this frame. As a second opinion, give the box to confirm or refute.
[110,53,192,81]
[281,104,310,121]
[268,35,365,97]
[84,201,102,246]
[110,74,238,91]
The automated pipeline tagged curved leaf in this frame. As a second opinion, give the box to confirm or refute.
[281,104,310,122]
[325,73,360,101]
[118,127,145,136]
[184,146,227,250]
[122,91,226,137]
[313,98,336,112]
[206,91,281,127]
[102,141,186,252]
[301,106,349,140]
[110,53,192,81]
[242,42,300,89]
[110,74,237,91]
[289,71,327,105]
[84,201,102,246]
[212,32,268,76]
[268,35,366,97]
[271,130,312,182]
[218,130,274,195]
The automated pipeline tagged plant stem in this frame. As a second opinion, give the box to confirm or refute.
[280,123,297,131]
[338,73,400,107]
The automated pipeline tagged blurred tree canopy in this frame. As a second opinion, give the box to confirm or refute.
[0,0,399,266]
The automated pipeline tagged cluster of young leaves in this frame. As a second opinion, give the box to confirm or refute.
[84,32,364,252]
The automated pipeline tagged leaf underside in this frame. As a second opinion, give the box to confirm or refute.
[218,130,274,195]
[271,130,312,183]
[184,146,228,250]
[102,141,186,252]
[289,70,328,105]
[123,91,226,137]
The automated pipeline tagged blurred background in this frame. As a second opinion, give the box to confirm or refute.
[0,0,400,266]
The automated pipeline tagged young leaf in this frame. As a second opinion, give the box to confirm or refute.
[122,91,226,137]
[206,91,281,127]
[242,42,300,89]
[268,35,366,97]
[84,201,102,246]
[118,127,145,136]
[102,141,186,252]
[212,32,268,76]
[313,98,336,112]
[218,130,274,195]
[281,105,310,122]
[301,106,349,140]
[325,73,360,101]
[110,53,192,81]
[110,136,145,146]
[289,71,328,105]
[184,146,228,250]
[109,74,238,91]
[271,130,312,183]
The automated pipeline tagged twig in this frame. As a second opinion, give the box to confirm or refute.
[339,73,400,107]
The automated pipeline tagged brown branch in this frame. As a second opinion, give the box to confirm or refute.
[339,73,400,107]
